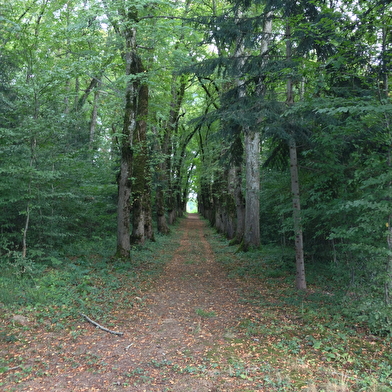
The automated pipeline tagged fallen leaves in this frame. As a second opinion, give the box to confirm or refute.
[1,216,391,391]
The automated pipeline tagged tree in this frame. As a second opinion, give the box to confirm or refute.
[103,0,155,254]
[0,0,117,254]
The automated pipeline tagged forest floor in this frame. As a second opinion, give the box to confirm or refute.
[1,214,391,391]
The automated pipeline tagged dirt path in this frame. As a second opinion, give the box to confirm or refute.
[7,214,258,392]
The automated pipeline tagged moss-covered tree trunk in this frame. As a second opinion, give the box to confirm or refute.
[116,23,138,258]
[116,6,154,254]
[131,80,154,244]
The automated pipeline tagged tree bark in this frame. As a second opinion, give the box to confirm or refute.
[235,31,260,250]
[290,139,306,290]
[116,24,139,258]
[89,89,99,150]
[286,23,306,290]
[243,130,261,249]
[116,152,132,258]
[156,183,170,234]
[225,165,237,239]
[156,74,187,232]
[131,81,154,244]
[387,214,392,305]
[238,10,273,250]
[233,164,245,243]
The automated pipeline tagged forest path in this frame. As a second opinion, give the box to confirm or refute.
[113,213,254,391]
[3,215,390,391]
[9,214,260,392]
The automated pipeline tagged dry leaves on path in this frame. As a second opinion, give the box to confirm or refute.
[4,214,385,391]
[1,214,262,392]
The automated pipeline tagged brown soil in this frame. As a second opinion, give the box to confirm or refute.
[1,214,260,392]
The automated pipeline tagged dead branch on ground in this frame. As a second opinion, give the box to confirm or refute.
[80,313,124,336]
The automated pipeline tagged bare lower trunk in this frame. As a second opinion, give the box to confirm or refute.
[215,206,224,233]
[156,184,170,234]
[387,214,392,305]
[131,82,154,244]
[243,130,261,249]
[116,158,132,257]
[22,204,30,258]
[385,108,391,304]
[225,166,237,239]
[290,139,306,290]
[23,133,37,258]
[131,202,145,244]
[89,89,99,149]
[167,208,176,225]
[233,165,245,244]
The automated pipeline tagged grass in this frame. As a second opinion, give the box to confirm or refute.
[1,219,391,391]
[205,229,392,392]
[195,308,216,318]
[0,230,180,311]
[0,229,182,386]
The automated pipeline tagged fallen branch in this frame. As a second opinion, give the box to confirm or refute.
[80,313,124,336]
[5,366,21,372]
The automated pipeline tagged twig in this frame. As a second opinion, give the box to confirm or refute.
[5,366,21,372]
[80,313,124,336]
[125,343,134,351]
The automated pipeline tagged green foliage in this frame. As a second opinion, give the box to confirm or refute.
[0,227,180,329]
[195,308,216,318]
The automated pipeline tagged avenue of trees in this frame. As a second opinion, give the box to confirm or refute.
[0,0,391,332]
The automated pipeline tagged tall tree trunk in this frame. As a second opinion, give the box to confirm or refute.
[199,179,214,224]
[156,177,170,234]
[384,106,391,305]
[116,24,138,258]
[234,21,260,250]
[225,165,237,239]
[286,23,306,290]
[233,164,245,243]
[156,74,187,232]
[131,81,154,244]
[239,11,273,250]
[289,138,306,290]
[116,148,132,257]
[387,213,392,305]
[156,131,170,234]
[89,89,99,150]
[243,130,261,249]
[213,170,225,234]
[379,21,392,305]
[23,137,36,258]
[170,125,198,221]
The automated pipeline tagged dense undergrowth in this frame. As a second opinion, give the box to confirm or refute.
[206,228,392,391]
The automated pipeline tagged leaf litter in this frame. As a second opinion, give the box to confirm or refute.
[1,214,390,391]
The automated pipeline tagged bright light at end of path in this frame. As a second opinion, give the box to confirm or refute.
[186,194,198,213]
